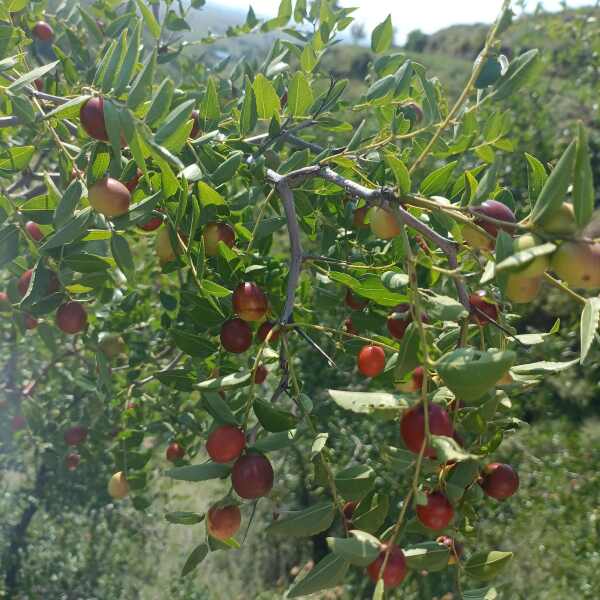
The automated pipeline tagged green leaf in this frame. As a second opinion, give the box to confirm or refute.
[200,280,231,298]
[371,15,393,54]
[181,543,209,577]
[393,323,420,378]
[156,369,196,391]
[420,161,458,197]
[430,436,477,463]
[347,119,366,152]
[251,430,298,453]
[203,392,239,426]
[146,79,175,127]
[171,330,217,358]
[385,154,411,195]
[422,293,469,322]
[436,348,516,403]
[464,551,513,581]
[101,29,127,92]
[63,253,113,273]
[43,95,91,121]
[40,208,92,251]
[103,100,123,174]
[288,71,314,117]
[54,180,84,228]
[198,181,225,207]
[327,530,380,567]
[511,359,579,375]
[127,50,157,110]
[495,242,556,273]
[198,76,220,126]
[212,152,243,185]
[114,22,142,95]
[404,541,450,572]
[352,492,389,534]
[112,191,160,229]
[524,153,548,203]
[463,588,499,600]
[166,463,231,482]
[7,61,59,92]
[286,554,349,598]
[253,74,280,120]
[493,49,541,100]
[530,140,576,225]
[239,78,257,136]
[327,389,408,418]
[134,0,161,39]
[0,146,35,174]
[253,398,297,432]
[155,99,195,144]
[300,44,318,73]
[196,371,252,391]
[165,512,205,525]
[267,502,335,537]
[573,122,594,229]
[580,298,600,365]
[471,162,499,206]
[334,464,375,501]
[110,234,135,280]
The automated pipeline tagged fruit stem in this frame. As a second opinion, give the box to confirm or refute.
[543,272,587,305]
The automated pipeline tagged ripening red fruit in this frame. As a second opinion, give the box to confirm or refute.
[207,505,242,540]
[206,425,246,463]
[25,221,44,241]
[400,403,453,458]
[387,304,411,340]
[125,170,142,193]
[88,177,131,218]
[353,206,368,229]
[257,321,280,344]
[436,535,464,565]
[65,452,81,471]
[344,317,358,336]
[369,207,401,239]
[24,314,38,330]
[357,345,385,378]
[64,425,88,446]
[220,318,253,353]
[231,453,274,499]
[17,269,34,297]
[412,366,424,391]
[366,544,407,589]
[416,491,454,530]
[190,110,201,139]
[343,501,357,524]
[254,364,267,384]
[32,21,54,42]
[139,214,163,232]
[232,282,268,322]
[202,222,236,257]
[345,288,368,310]
[472,200,516,237]
[469,290,499,325]
[480,462,519,500]
[11,415,26,432]
[79,96,108,141]
[56,301,87,334]
[0,291,9,311]
[166,442,185,462]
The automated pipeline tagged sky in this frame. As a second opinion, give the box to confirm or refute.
[219,0,594,42]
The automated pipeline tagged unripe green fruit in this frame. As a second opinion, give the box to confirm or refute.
[536,202,576,237]
[512,233,549,277]
[89,178,130,218]
[99,334,126,359]
[369,207,401,239]
[462,223,494,251]
[551,241,600,289]
[505,273,543,303]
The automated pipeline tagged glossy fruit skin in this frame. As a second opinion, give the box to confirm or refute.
[254,364,267,384]
[416,491,454,530]
[89,177,131,218]
[166,442,185,462]
[190,110,201,139]
[207,505,242,540]
[551,241,600,289]
[400,403,453,457]
[139,214,163,231]
[436,535,464,564]
[156,227,178,264]
[471,200,516,238]
[366,544,407,589]
[220,318,252,353]
[33,21,54,41]
[80,97,108,141]
[480,462,519,500]
[24,314,38,330]
[64,425,88,446]
[65,452,80,471]
[206,425,246,464]
[512,233,549,277]
[387,304,411,339]
[352,206,368,229]
[505,273,543,303]
[203,222,236,257]
[369,207,401,239]
[232,282,268,322]
[231,453,274,499]
[537,202,576,236]
[345,288,367,310]
[25,221,44,241]
[357,345,385,378]
[257,321,279,344]
[469,290,499,325]
[108,471,129,499]
[56,301,87,334]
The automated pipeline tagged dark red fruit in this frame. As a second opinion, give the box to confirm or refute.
[79,97,108,141]
[387,304,411,339]
[400,403,453,458]
[206,425,246,464]
[33,79,44,91]
[220,318,252,353]
[416,491,454,530]
[345,288,367,310]
[33,21,54,42]
[366,544,407,589]
[231,453,274,499]
[17,269,33,297]
[257,321,280,344]
[357,345,385,378]
[480,462,519,500]
[232,282,268,322]
[166,442,185,462]
[56,301,87,334]
[344,318,358,335]
[207,504,241,540]
[24,314,38,330]
[203,222,236,257]
[139,213,163,232]
[25,221,44,241]
[343,501,357,523]
[65,452,80,471]
[412,366,424,391]
[125,169,142,192]
[64,425,88,446]
[469,290,499,325]
[190,110,201,139]
[471,200,516,238]
[254,364,267,384]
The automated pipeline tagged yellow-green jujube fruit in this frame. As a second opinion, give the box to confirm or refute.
[511,233,550,277]
[551,241,600,289]
[536,202,577,237]
[369,207,401,239]
[505,273,543,303]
